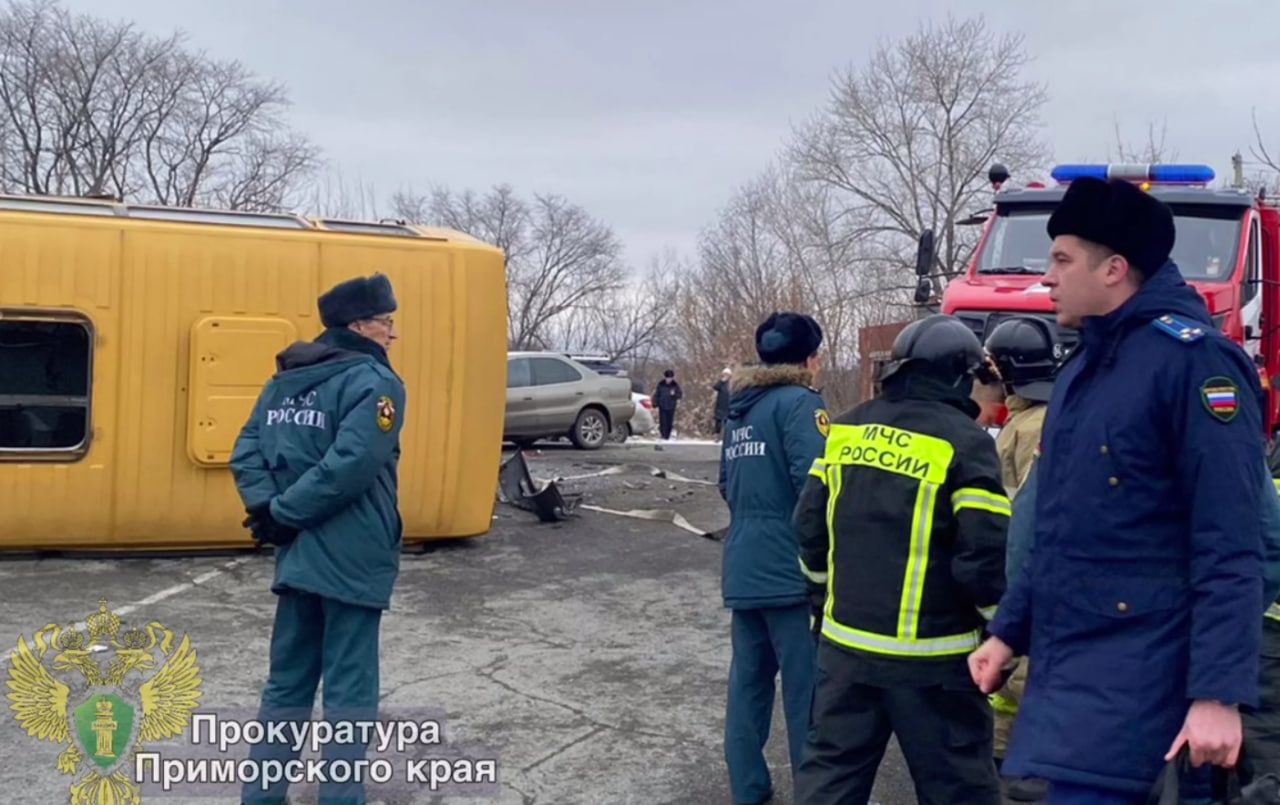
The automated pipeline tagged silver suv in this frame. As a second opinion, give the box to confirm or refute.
[505,352,636,450]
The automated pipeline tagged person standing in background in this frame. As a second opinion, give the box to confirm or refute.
[981,315,1060,804]
[719,312,828,805]
[653,369,683,440]
[713,368,732,437]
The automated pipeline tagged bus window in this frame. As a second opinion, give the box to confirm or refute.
[0,315,92,457]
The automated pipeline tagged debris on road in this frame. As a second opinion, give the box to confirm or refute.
[578,504,722,540]
[497,451,580,522]
[552,463,715,486]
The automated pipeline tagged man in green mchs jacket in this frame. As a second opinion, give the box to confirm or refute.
[231,273,406,805]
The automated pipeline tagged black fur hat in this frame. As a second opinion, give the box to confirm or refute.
[318,273,397,328]
[1047,177,1175,276]
[755,312,823,365]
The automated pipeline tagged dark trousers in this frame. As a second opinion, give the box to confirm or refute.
[1045,783,1146,804]
[659,407,675,439]
[242,590,382,805]
[1243,619,1280,784]
[794,642,1001,805]
[725,604,816,805]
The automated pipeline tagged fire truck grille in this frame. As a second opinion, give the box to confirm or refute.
[953,311,1080,359]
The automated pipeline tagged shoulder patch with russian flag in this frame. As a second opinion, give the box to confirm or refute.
[1200,376,1239,423]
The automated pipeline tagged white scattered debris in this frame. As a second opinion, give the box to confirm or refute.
[625,437,721,447]
[578,505,711,537]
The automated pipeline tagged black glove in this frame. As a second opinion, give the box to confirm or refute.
[242,501,298,546]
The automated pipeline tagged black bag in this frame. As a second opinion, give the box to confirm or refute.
[1146,747,1244,803]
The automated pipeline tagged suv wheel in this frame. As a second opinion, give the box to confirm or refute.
[570,408,609,450]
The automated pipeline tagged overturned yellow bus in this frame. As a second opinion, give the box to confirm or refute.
[0,196,507,550]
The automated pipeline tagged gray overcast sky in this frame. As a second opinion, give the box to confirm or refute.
[54,0,1280,267]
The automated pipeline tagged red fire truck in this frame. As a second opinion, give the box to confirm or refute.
[918,162,1280,435]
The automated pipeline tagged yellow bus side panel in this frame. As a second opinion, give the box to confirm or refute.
[111,231,321,545]
[0,219,507,550]
[317,241,507,539]
[0,219,121,544]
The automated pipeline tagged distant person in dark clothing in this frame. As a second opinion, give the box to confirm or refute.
[653,369,683,439]
[713,368,732,436]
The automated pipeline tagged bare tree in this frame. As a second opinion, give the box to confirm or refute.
[1109,117,1179,164]
[548,249,681,363]
[304,167,382,220]
[1249,109,1280,195]
[397,184,531,266]
[393,184,628,349]
[790,14,1049,296]
[665,163,909,416]
[0,0,319,208]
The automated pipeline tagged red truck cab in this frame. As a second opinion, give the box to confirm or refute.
[934,163,1280,436]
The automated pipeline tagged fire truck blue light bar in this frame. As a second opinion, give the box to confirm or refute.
[1050,164,1216,184]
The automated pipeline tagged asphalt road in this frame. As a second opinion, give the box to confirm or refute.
[0,440,924,804]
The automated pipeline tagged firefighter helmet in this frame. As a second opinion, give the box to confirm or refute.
[984,316,1058,403]
[879,314,989,387]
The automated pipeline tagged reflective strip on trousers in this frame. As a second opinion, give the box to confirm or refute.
[821,617,981,657]
[1268,602,1280,623]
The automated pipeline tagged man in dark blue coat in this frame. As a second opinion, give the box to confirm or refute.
[970,177,1268,803]
[231,273,406,805]
[718,312,829,805]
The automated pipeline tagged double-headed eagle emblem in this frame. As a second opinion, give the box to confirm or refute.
[6,598,202,804]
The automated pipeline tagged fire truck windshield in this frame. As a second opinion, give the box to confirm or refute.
[976,203,1244,281]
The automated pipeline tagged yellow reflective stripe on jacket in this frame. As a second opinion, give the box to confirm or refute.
[824,464,843,625]
[989,692,1019,716]
[822,617,981,657]
[799,556,828,584]
[809,458,827,483]
[824,422,960,648]
[977,604,998,621]
[952,488,1012,517]
[825,423,954,485]
[1267,602,1280,622]
[898,481,939,640]
[1273,478,1280,496]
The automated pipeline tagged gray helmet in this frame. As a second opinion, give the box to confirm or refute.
[880,314,988,387]
[984,316,1059,403]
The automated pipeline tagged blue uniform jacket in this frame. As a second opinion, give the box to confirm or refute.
[1008,460,1280,608]
[718,365,828,609]
[989,259,1267,793]
[231,329,407,611]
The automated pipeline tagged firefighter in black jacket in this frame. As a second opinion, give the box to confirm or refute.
[792,314,1010,805]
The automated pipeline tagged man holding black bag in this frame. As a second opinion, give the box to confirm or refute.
[230,273,406,804]
[969,177,1268,804]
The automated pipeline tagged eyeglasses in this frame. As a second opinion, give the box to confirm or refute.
[367,315,395,328]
